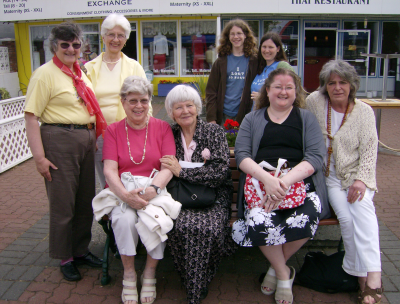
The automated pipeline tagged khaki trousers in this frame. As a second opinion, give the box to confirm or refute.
[41,124,96,260]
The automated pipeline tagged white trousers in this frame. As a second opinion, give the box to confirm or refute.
[95,136,106,190]
[110,204,166,259]
[326,174,381,277]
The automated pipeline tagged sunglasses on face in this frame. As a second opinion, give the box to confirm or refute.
[59,42,82,50]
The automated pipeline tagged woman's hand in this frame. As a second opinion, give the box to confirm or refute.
[122,188,149,209]
[347,180,367,204]
[138,186,157,202]
[160,155,181,177]
[260,173,288,201]
[35,157,58,181]
[251,91,259,100]
[262,177,288,212]
[263,196,282,213]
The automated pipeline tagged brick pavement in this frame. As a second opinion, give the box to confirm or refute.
[0,102,398,303]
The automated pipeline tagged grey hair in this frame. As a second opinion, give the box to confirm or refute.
[48,22,83,54]
[165,85,202,119]
[120,76,153,100]
[318,60,360,101]
[101,13,131,39]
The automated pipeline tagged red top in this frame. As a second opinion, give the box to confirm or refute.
[103,117,176,177]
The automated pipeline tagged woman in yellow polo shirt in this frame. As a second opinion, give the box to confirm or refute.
[85,13,150,189]
[25,22,106,282]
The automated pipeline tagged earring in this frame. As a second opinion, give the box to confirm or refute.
[123,43,127,47]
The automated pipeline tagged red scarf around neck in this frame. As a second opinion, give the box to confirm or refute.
[52,55,107,138]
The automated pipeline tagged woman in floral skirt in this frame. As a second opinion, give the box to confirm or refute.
[232,68,330,304]
[161,85,234,304]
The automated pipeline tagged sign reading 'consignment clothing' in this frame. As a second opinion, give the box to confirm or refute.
[1,0,399,22]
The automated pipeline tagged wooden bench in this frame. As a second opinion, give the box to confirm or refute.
[228,150,339,227]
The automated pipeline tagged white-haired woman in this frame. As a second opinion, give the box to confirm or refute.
[160,85,234,304]
[85,13,151,189]
[103,76,175,304]
[306,60,382,304]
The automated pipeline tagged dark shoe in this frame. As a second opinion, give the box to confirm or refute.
[60,261,81,281]
[200,287,208,300]
[74,252,103,268]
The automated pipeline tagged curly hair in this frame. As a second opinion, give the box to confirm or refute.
[318,60,360,102]
[256,68,306,110]
[257,32,288,74]
[217,19,257,58]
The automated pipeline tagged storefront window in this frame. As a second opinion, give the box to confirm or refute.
[344,21,378,76]
[381,22,400,77]
[80,24,100,64]
[142,21,177,76]
[264,20,299,68]
[30,25,55,71]
[30,23,100,71]
[181,20,216,75]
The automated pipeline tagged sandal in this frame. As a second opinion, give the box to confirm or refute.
[275,266,295,304]
[121,279,138,304]
[261,267,277,295]
[140,274,157,304]
[358,284,384,304]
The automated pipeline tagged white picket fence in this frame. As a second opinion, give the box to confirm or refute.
[0,96,32,173]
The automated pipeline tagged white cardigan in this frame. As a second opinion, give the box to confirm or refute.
[306,91,378,191]
[92,172,181,252]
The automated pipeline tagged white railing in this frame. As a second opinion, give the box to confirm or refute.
[0,96,32,173]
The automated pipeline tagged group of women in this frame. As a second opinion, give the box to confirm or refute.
[207,19,382,304]
[24,13,382,304]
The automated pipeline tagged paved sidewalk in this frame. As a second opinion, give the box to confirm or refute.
[0,101,399,303]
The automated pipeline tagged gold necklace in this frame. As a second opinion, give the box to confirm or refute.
[125,118,149,165]
[325,99,350,177]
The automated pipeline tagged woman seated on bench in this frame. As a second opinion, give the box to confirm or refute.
[160,85,234,304]
[103,76,176,304]
[232,68,330,304]
[306,60,382,304]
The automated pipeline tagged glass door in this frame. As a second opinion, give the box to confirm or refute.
[336,30,370,96]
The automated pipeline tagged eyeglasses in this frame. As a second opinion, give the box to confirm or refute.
[270,86,295,92]
[59,42,81,50]
[106,33,126,40]
[229,32,244,37]
[124,98,150,106]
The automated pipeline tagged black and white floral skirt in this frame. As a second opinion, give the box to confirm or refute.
[232,192,321,247]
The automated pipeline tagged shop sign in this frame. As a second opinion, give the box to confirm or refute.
[1,0,399,22]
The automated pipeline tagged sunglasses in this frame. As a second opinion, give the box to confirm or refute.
[59,42,81,50]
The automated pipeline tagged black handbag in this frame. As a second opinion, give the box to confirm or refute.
[166,176,216,209]
[296,251,359,293]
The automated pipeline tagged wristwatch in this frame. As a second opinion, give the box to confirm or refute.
[150,184,161,195]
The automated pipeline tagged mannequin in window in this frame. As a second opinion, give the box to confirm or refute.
[191,32,206,72]
[205,44,215,69]
[153,32,168,72]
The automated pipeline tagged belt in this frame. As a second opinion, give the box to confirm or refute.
[42,123,94,130]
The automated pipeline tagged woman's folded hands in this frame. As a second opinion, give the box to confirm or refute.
[261,174,289,213]
[122,188,149,210]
